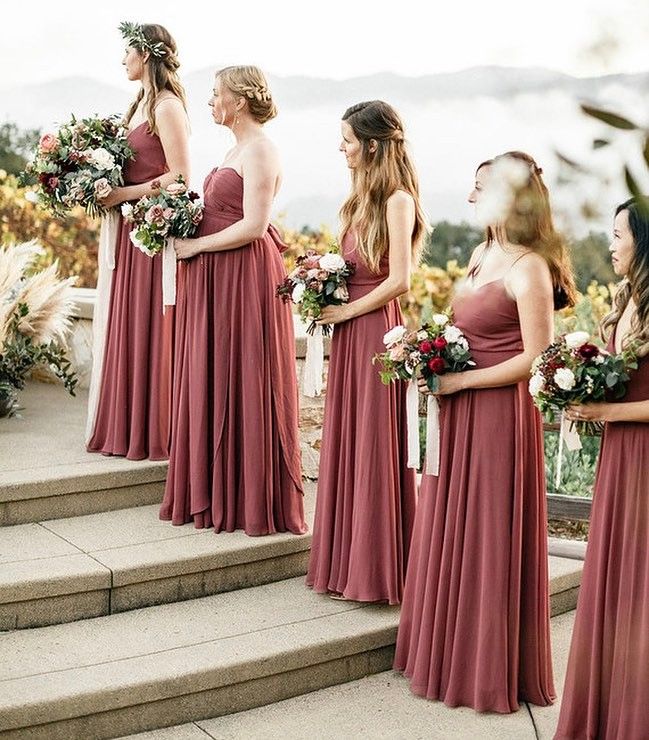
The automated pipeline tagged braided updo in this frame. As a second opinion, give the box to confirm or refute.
[216,65,277,125]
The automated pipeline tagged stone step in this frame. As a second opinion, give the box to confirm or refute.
[0,384,168,526]
[123,611,579,740]
[0,484,316,630]
[0,558,582,740]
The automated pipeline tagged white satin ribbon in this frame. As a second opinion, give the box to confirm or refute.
[85,210,120,443]
[162,237,177,312]
[424,395,441,476]
[406,379,420,468]
[555,410,582,489]
[303,324,324,397]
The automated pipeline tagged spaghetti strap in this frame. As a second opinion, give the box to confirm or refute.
[507,250,532,272]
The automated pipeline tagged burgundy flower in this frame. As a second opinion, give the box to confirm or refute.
[419,340,433,354]
[48,176,60,189]
[433,337,447,350]
[427,356,446,374]
[188,191,200,202]
[577,343,600,360]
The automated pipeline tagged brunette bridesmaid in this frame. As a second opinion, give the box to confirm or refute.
[159,66,306,535]
[87,22,190,460]
[555,196,649,739]
[305,101,426,604]
[394,152,576,712]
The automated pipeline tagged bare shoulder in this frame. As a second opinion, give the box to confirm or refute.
[242,137,281,177]
[509,251,553,293]
[154,96,187,129]
[387,189,415,211]
[154,94,185,113]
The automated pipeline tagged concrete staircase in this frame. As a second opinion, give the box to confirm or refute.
[0,384,585,739]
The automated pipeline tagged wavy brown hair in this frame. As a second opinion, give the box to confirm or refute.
[339,101,427,273]
[601,196,649,357]
[216,66,277,125]
[474,150,576,310]
[124,24,187,135]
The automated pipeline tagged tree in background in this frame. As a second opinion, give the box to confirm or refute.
[0,123,40,175]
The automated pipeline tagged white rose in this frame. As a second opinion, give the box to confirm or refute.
[319,252,346,272]
[383,325,407,346]
[88,147,116,171]
[292,282,306,304]
[24,190,39,203]
[554,367,576,391]
[564,331,590,349]
[121,203,134,219]
[528,373,545,397]
[432,313,449,327]
[443,326,463,343]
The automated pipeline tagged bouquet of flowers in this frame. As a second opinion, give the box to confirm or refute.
[0,241,78,417]
[529,329,637,488]
[122,176,203,257]
[276,249,356,336]
[375,310,475,390]
[529,330,637,436]
[23,114,134,218]
[374,310,475,475]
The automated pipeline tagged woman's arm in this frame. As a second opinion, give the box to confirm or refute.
[175,140,279,260]
[566,399,649,424]
[101,97,191,207]
[317,190,414,325]
[432,252,555,395]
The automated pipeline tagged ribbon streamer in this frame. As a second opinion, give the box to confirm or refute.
[303,324,324,397]
[424,394,441,476]
[85,210,120,443]
[162,237,177,311]
[406,379,420,468]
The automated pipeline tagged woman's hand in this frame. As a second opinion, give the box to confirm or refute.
[316,304,352,326]
[99,186,127,209]
[565,402,615,423]
[174,238,201,260]
[417,372,465,397]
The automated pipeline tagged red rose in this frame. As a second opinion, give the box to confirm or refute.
[433,337,447,350]
[419,340,433,354]
[427,357,446,374]
[577,343,600,360]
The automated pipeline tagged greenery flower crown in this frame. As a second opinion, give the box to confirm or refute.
[118,21,166,59]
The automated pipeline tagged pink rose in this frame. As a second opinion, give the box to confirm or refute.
[39,134,58,154]
[163,207,174,220]
[166,181,187,196]
[47,176,59,189]
[93,178,112,199]
[145,204,166,225]
[389,346,406,362]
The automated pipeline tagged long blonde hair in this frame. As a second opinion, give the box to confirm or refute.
[216,65,277,124]
[124,24,187,135]
[339,101,426,273]
[601,197,649,357]
[476,150,576,310]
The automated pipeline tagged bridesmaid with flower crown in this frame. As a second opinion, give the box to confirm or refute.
[555,196,649,740]
[86,22,190,460]
[306,100,427,604]
[394,151,576,713]
[159,66,306,536]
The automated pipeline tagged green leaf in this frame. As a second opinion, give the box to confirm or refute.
[593,139,610,149]
[624,166,644,201]
[581,105,638,131]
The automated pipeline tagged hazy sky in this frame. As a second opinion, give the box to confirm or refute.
[3,0,648,90]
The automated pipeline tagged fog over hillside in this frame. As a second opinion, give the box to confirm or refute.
[3,67,648,232]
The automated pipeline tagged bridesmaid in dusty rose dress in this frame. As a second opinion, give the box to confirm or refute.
[159,66,305,535]
[87,23,190,460]
[555,197,649,740]
[394,152,577,712]
[306,101,427,604]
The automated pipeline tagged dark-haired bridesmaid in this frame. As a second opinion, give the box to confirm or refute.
[306,100,427,604]
[395,152,577,712]
[160,66,306,536]
[555,196,649,740]
[87,22,190,460]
